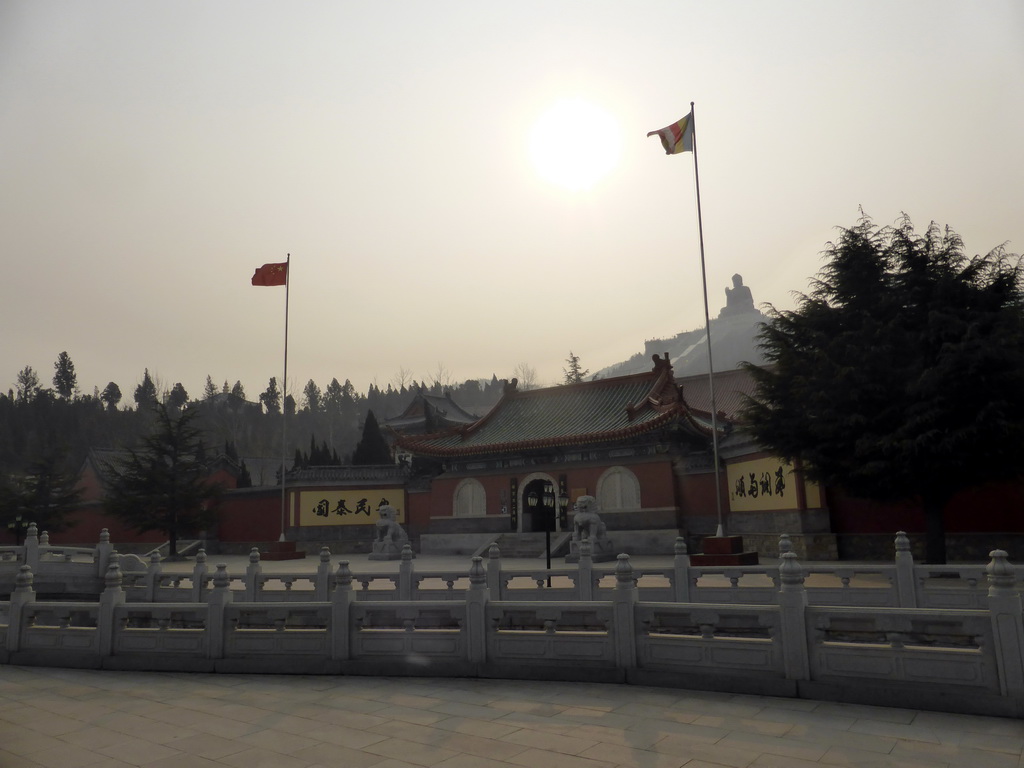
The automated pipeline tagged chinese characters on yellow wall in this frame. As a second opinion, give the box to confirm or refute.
[726,457,821,512]
[297,490,405,527]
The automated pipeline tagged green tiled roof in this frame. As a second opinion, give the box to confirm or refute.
[397,360,700,457]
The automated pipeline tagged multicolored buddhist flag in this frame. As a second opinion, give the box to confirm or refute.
[647,111,693,155]
[251,262,288,286]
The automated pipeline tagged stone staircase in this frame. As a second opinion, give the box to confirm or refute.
[490,532,572,559]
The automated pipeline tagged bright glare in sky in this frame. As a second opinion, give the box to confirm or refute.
[529,98,622,191]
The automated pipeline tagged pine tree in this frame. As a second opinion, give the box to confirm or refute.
[103,403,221,558]
[743,215,1024,563]
[52,351,77,400]
[352,410,392,465]
[562,352,589,384]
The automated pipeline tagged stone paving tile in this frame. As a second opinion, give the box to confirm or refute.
[364,736,462,766]
[690,714,793,738]
[95,737,183,766]
[848,719,945,743]
[784,723,898,754]
[217,746,316,768]
[891,738,1021,768]
[4,665,1024,768]
[506,746,617,768]
[614,701,704,725]
[578,739,705,768]
[431,714,524,740]
[0,750,47,768]
[716,731,830,763]
[499,725,603,755]
[818,744,952,768]
[161,731,252,760]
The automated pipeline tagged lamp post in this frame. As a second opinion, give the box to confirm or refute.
[7,513,26,547]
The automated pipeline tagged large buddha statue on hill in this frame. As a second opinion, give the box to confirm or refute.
[720,273,755,317]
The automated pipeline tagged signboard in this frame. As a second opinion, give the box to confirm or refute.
[297,490,405,527]
[726,457,821,512]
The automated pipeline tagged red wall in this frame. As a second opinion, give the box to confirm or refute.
[827,481,1024,536]
[217,490,285,543]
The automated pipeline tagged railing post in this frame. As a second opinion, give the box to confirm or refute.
[578,540,593,601]
[778,533,792,555]
[206,564,232,660]
[98,558,125,658]
[612,554,638,671]
[24,523,39,571]
[894,531,917,608]
[466,556,489,665]
[39,530,50,548]
[673,537,691,603]
[330,561,354,661]
[777,551,811,681]
[191,549,208,602]
[145,552,162,602]
[245,548,262,602]
[93,528,110,577]
[6,565,36,653]
[986,549,1024,695]
[486,543,502,600]
[399,544,414,600]
[315,547,332,601]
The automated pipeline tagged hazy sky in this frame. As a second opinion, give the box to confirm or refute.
[2,1,1022,403]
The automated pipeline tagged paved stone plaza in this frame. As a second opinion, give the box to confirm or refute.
[3,552,1024,767]
[2,662,1024,768]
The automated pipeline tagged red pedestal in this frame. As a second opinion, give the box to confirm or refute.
[690,536,759,565]
[261,541,306,561]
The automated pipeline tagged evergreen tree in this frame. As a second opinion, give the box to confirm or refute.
[231,381,245,400]
[103,403,221,558]
[352,410,392,465]
[203,376,217,400]
[134,369,158,410]
[743,215,1024,563]
[168,382,189,409]
[100,382,122,412]
[0,448,82,536]
[15,366,41,404]
[562,352,589,384]
[303,379,322,413]
[52,351,77,400]
[260,377,281,415]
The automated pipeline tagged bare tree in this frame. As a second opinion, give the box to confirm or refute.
[391,367,416,392]
[430,362,454,390]
[512,362,538,390]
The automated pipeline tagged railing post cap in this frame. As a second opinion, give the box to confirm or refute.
[213,563,230,589]
[320,546,331,563]
[779,551,805,586]
[674,536,688,556]
[98,528,109,543]
[15,564,34,590]
[469,556,486,585]
[987,549,1016,591]
[105,557,123,589]
[894,531,911,552]
[249,547,261,564]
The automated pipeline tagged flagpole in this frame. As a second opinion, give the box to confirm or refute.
[279,254,290,542]
[689,102,725,537]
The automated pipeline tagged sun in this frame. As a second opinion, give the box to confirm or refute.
[528,98,622,191]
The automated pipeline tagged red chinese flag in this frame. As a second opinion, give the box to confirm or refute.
[251,262,288,286]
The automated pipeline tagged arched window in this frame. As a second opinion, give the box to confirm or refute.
[454,479,486,517]
[596,466,640,511]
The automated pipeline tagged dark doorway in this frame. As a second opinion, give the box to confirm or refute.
[523,478,556,533]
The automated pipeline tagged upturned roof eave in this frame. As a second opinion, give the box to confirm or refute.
[400,407,682,458]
